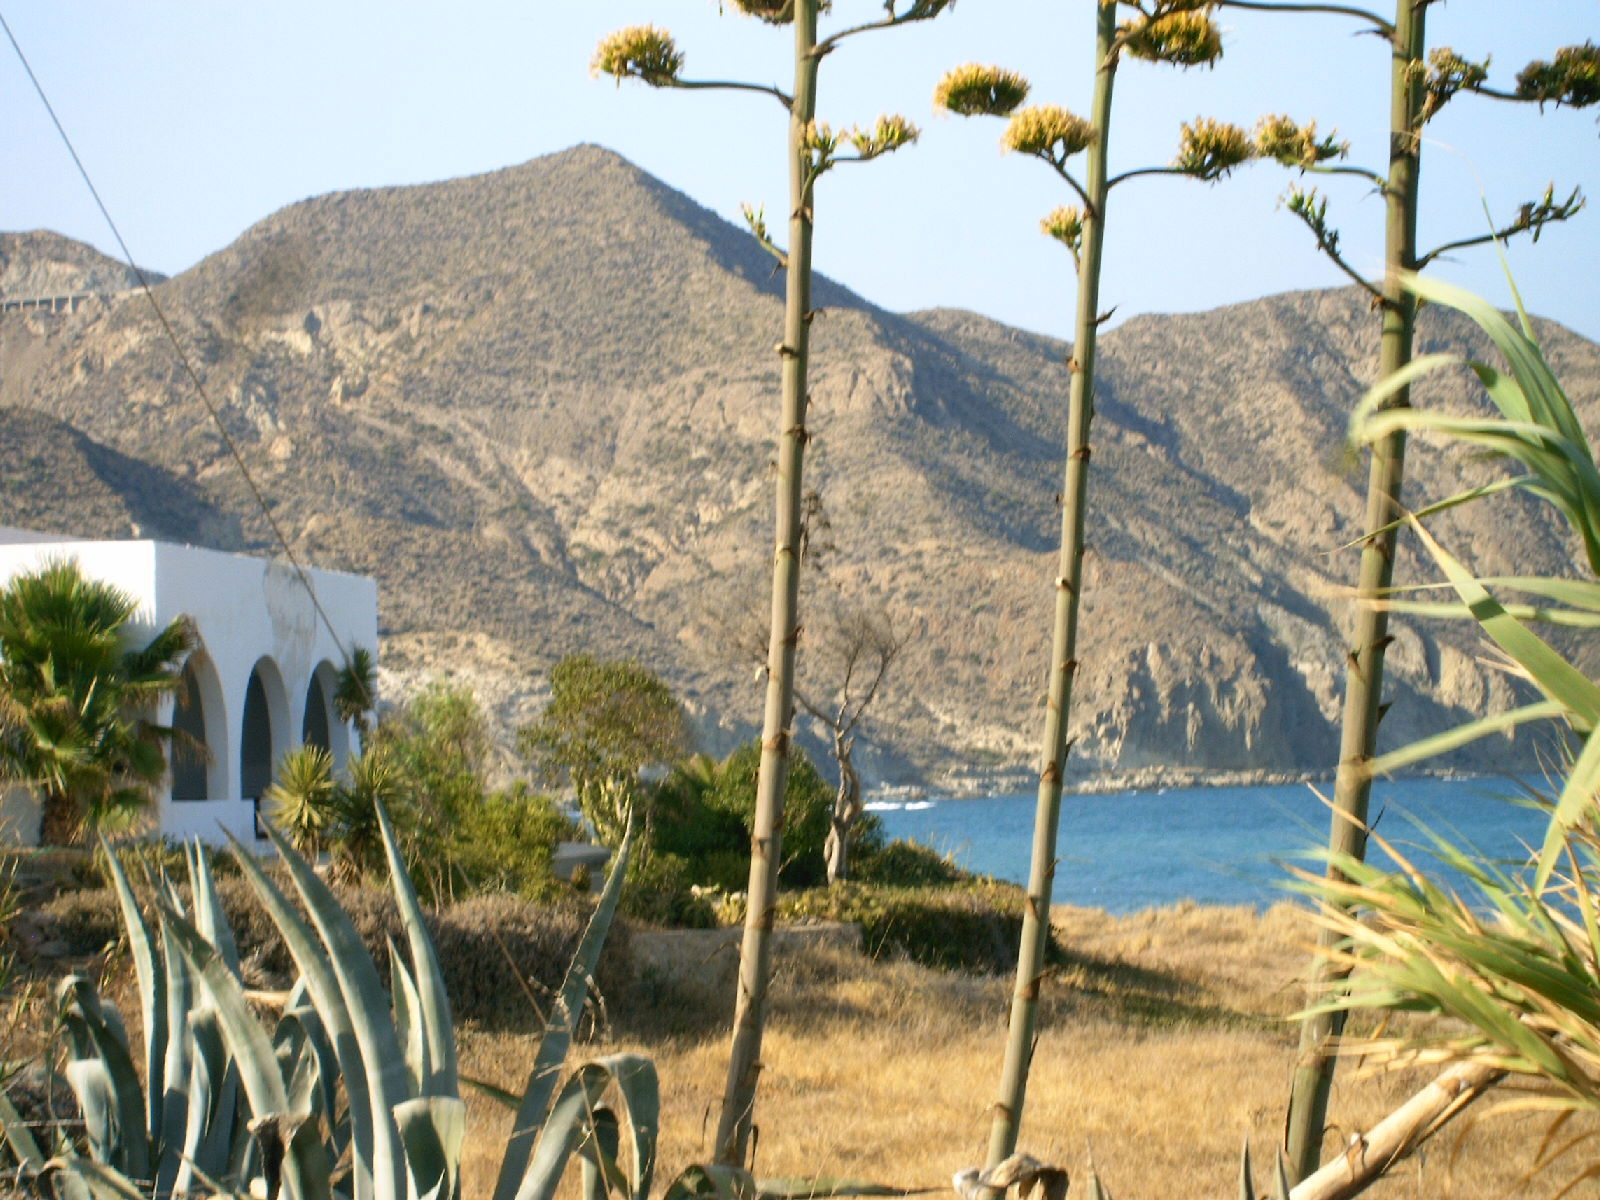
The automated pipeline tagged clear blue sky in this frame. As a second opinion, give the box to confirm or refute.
[3,3,1596,342]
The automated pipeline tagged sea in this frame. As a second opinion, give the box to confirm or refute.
[869,775,1551,914]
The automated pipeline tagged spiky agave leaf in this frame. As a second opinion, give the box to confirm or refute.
[933,63,1029,117]
[494,820,636,1200]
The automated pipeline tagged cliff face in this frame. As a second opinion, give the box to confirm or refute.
[2,145,1594,785]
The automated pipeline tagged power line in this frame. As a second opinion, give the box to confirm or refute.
[0,9,370,701]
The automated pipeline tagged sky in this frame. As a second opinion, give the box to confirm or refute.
[2,2,1597,344]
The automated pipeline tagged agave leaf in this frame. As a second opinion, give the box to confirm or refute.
[495,821,636,1200]
[515,1053,658,1200]
[64,1060,120,1168]
[1237,1140,1252,1200]
[239,820,409,1200]
[157,907,199,1198]
[1367,699,1567,776]
[58,979,149,1183]
[187,840,242,976]
[461,1073,521,1109]
[100,838,166,1143]
[278,1005,340,1130]
[43,1156,147,1200]
[175,1007,228,1198]
[394,1096,467,1200]
[378,802,458,1097]
[1272,1147,1291,1200]
[0,1088,44,1170]
[663,1164,757,1200]
[1538,724,1600,892]
[390,939,428,1095]
[159,906,288,1115]
[225,830,379,1200]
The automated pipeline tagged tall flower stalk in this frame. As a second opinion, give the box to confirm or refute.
[936,0,1273,1165]
[593,0,955,1167]
[1218,2,1599,1176]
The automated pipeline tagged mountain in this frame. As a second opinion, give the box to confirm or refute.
[2,144,1595,788]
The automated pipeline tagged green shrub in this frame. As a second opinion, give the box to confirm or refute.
[622,851,717,929]
[445,783,577,899]
[855,837,971,887]
[652,741,883,892]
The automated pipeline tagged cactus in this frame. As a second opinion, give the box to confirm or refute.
[592,2,956,1166]
[933,0,1267,1167]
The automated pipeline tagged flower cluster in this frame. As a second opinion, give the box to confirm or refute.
[1516,42,1600,110]
[1253,114,1346,169]
[933,63,1030,118]
[1120,10,1223,69]
[1173,117,1254,181]
[1002,105,1092,160]
[1039,205,1085,264]
[1423,47,1491,121]
[592,26,683,87]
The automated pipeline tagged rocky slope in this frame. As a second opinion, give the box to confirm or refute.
[1,145,1594,787]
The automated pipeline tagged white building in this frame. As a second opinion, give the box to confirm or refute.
[0,528,378,846]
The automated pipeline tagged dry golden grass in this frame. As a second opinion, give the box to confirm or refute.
[455,902,1597,1200]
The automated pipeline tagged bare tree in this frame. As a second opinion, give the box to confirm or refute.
[796,599,904,883]
[707,493,906,883]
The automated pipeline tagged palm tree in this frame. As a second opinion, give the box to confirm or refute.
[0,559,195,845]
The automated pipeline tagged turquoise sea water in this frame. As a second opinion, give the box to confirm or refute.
[870,775,1548,914]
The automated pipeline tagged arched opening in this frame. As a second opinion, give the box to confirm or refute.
[170,647,228,802]
[241,672,274,802]
[302,677,332,753]
[171,665,209,800]
[240,657,289,806]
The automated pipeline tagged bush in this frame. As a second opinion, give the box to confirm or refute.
[651,741,883,894]
[773,880,1053,975]
[444,783,577,900]
[621,852,717,929]
[855,838,971,887]
[34,888,121,956]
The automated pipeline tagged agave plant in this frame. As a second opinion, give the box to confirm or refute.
[0,810,658,1200]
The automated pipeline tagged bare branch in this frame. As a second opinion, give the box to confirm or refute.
[1417,185,1586,269]
[1289,1062,1500,1200]
[1213,0,1392,35]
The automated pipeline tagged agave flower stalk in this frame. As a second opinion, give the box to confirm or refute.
[1219,3,1599,1178]
[937,1,1270,1167]
[594,1,953,1167]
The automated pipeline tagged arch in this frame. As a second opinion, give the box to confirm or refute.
[240,656,291,803]
[302,660,352,770]
[171,648,228,801]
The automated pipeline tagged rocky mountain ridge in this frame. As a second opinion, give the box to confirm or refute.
[2,144,1595,788]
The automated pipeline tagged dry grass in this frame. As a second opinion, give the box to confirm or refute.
[7,899,1591,1198]
[455,902,1596,1199]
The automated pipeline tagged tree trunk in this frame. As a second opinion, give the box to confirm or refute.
[824,732,859,884]
[39,789,81,847]
[1284,0,1425,1180]
[986,0,1118,1170]
[714,0,820,1168]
